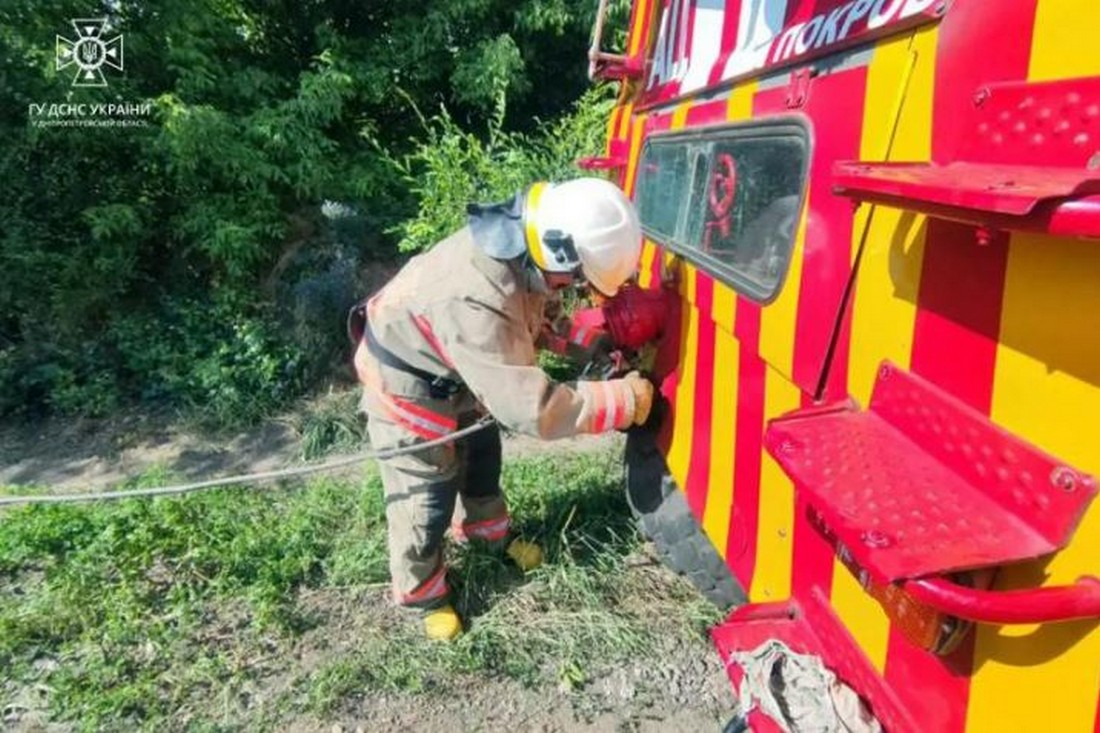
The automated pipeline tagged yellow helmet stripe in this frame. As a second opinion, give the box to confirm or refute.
[525,182,549,269]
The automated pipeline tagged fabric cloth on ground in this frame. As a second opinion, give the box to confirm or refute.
[729,639,882,733]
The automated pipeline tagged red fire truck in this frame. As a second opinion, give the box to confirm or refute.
[586,0,1100,730]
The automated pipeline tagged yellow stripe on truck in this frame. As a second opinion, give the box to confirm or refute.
[623,114,647,198]
[670,101,691,130]
[725,80,757,123]
[665,264,698,493]
[757,201,808,379]
[606,104,623,157]
[701,317,738,556]
[748,363,801,602]
[637,239,658,289]
[627,0,651,57]
[831,25,939,679]
[616,101,634,141]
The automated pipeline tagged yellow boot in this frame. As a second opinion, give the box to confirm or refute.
[506,538,544,572]
[423,604,463,641]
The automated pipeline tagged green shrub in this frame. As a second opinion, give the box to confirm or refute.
[108,298,303,428]
[386,86,616,254]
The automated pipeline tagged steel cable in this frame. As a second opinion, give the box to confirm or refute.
[0,416,496,507]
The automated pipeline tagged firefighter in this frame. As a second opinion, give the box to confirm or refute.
[349,177,653,640]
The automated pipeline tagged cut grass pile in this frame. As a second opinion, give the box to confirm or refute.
[0,449,719,731]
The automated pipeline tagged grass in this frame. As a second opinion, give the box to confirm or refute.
[288,390,368,461]
[0,448,720,731]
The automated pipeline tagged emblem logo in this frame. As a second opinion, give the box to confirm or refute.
[56,18,123,88]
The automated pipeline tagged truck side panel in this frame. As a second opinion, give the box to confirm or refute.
[605,0,1100,730]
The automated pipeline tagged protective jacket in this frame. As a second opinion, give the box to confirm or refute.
[352,197,639,440]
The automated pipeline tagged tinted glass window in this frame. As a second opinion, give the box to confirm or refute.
[635,121,808,302]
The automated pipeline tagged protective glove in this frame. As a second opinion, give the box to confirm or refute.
[624,371,654,426]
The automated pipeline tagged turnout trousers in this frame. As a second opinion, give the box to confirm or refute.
[362,364,510,610]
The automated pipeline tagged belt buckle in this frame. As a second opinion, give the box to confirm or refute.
[428,377,456,400]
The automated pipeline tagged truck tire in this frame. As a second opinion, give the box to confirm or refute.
[624,428,747,611]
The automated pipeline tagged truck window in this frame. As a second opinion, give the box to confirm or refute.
[635,121,809,303]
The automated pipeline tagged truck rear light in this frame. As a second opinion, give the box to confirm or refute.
[836,541,993,656]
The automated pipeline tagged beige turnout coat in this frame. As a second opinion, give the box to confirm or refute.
[353,227,639,440]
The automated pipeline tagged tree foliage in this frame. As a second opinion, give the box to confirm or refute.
[0,0,610,423]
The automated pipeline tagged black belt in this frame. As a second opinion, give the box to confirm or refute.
[363,320,463,400]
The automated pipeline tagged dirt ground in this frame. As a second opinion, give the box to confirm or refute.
[0,409,740,732]
[0,408,621,493]
[279,587,734,733]
[0,408,327,493]
[296,647,734,733]
[4,580,735,733]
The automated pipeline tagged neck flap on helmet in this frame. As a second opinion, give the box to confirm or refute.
[466,193,526,260]
[467,185,566,294]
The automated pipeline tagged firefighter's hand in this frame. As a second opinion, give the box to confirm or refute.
[624,371,654,426]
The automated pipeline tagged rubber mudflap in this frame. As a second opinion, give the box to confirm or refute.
[624,428,747,610]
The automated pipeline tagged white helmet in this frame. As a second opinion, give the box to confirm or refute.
[525,177,642,296]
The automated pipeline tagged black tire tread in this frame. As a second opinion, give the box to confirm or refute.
[625,433,746,610]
